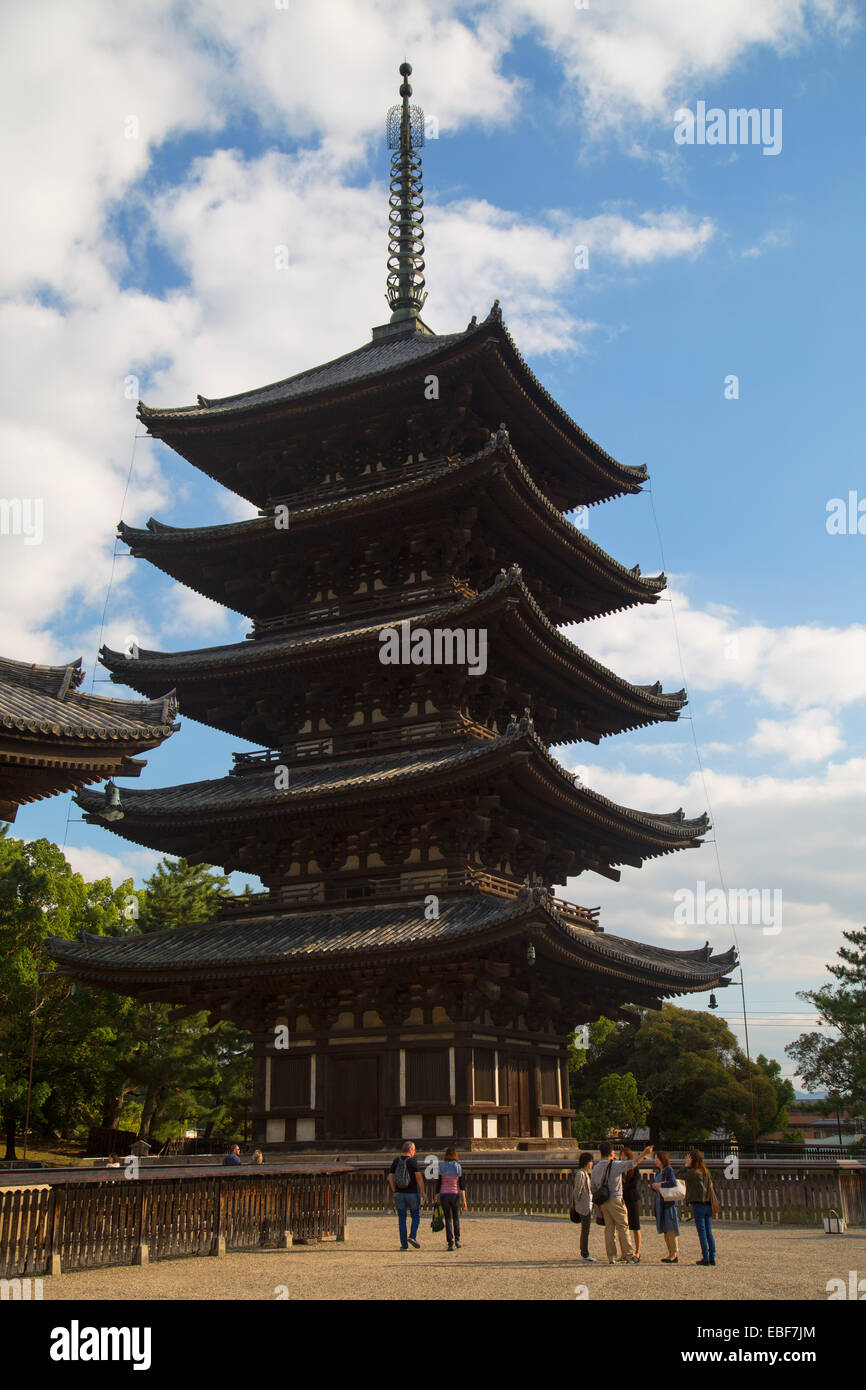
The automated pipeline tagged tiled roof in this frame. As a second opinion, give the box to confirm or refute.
[74,728,708,844]
[116,433,664,610]
[100,566,686,727]
[139,324,473,421]
[46,888,736,988]
[50,890,738,986]
[0,655,178,742]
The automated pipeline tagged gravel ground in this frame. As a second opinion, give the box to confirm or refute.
[43,1216,866,1301]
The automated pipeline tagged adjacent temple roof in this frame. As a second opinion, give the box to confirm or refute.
[47,886,736,1000]
[0,655,178,822]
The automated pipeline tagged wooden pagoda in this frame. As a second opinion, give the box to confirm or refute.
[0,654,177,823]
[49,65,735,1149]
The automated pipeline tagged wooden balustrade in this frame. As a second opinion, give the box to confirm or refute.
[0,1166,350,1279]
[2,1160,861,1278]
[344,1160,866,1227]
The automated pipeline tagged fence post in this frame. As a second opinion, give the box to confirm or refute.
[47,1187,64,1277]
[213,1178,227,1258]
[134,1182,150,1266]
[278,1175,291,1250]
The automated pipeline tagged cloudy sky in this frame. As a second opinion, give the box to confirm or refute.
[2,1,863,1085]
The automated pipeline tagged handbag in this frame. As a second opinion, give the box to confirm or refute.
[592,1160,614,1207]
[824,1209,846,1234]
[431,1202,445,1233]
[710,1182,720,1218]
[661,1179,687,1202]
[569,1203,581,1224]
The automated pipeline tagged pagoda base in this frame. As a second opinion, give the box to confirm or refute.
[250,1015,576,1153]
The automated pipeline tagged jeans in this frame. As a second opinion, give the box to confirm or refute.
[693,1203,716,1261]
[440,1193,461,1244]
[395,1192,420,1248]
[578,1211,592,1258]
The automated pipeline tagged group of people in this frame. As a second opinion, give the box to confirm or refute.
[386,1138,719,1266]
[572,1140,718,1265]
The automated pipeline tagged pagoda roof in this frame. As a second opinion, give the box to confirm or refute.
[100,565,686,744]
[137,305,647,512]
[46,886,736,998]
[117,432,664,625]
[74,725,708,877]
[0,654,178,822]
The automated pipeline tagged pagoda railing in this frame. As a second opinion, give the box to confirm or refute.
[229,715,497,774]
[464,868,601,931]
[267,453,454,512]
[213,869,601,929]
[246,577,477,640]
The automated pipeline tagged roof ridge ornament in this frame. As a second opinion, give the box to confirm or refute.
[385,62,427,326]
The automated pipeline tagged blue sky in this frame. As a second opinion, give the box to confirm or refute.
[2,1,864,1084]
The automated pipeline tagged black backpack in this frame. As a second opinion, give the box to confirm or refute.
[593,1160,614,1207]
[394,1155,410,1189]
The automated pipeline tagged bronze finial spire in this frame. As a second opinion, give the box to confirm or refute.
[385,61,427,325]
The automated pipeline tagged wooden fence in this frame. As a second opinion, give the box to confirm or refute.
[347,1160,866,1228]
[0,1166,349,1280]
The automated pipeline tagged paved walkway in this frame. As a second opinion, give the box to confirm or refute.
[42,1216,866,1301]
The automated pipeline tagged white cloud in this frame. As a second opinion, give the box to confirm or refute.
[499,0,857,130]
[574,587,866,713]
[749,709,843,762]
[63,843,164,889]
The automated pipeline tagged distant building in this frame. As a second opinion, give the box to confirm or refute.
[0,654,177,822]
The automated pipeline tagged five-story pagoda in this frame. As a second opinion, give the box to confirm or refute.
[50,65,735,1150]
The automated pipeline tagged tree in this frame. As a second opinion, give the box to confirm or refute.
[755,1054,796,1134]
[104,858,248,1144]
[0,833,132,1158]
[574,1072,649,1140]
[569,1005,779,1146]
[786,926,866,1114]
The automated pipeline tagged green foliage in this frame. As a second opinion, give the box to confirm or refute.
[0,842,250,1157]
[0,834,133,1157]
[569,1004,781,1145]
[786,925,866,1113]
[573,1071,649,1140]
[754,1053,796,1134]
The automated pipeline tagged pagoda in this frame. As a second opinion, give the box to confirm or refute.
[49,65,735,1150]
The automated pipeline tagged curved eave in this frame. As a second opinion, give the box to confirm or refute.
[100,567,686,738]
[74,730,709,863]
[137,305,645,507]
[45,890,735,995]
[116,435,664,617]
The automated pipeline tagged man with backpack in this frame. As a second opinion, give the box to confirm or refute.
[387,1141,427,1250]
[590,1140,654,1265]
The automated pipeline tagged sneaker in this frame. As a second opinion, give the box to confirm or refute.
[400,1246,408,1252]
[455,1240,461,1248]
[581,1255,598,1263]
[696,1258,710,1265]
[709,1259,717,1266]
[447,1243,454,1251]
[627,1256,640,1264]
[408,1237,420,1249]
